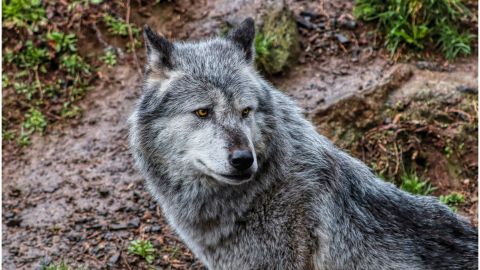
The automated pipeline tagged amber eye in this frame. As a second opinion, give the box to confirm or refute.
[195,109,209,118]
[241,107,251,118]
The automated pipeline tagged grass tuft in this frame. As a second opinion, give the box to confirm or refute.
[400,172,436,196]
[440,192,465,212]
[353,0,474,60]
[128,239,156,264]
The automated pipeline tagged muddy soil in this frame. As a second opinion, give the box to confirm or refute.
[2,0,477,269]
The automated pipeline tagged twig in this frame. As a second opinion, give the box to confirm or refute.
[126,0,142,76]
[122,251,133,270]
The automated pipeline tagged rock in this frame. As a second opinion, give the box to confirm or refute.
[456,85,477,94]
[296,16,315,30]
[299,10,322,19]
[42,184,59,193]
[416,61,452,72]
[255,4,300,75]
[108,252,121,266]
[128,218,140,228]
[340,19,356,30]
[335,33,349,44]
[110,223,128,230]
[150,225,161,233]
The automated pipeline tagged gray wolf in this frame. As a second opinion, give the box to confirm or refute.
[129,18,478,269]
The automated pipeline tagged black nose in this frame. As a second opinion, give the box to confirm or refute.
[229,150,254,171]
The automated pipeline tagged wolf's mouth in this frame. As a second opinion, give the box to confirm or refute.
[219,173,252,181]
[196,159,254,184]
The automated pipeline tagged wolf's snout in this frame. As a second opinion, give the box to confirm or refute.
[229,150,254,171]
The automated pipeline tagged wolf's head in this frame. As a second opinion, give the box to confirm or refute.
[131,18,276,186]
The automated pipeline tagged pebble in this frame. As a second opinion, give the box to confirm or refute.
[335,33,349,44]
[150,225,161,233]
[456,85,477,94]
[108,252,121,266]
[110,223,128,230]
[296,16,315,30]
[128,218,140,228]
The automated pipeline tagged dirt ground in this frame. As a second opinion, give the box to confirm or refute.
[2,0,478,269]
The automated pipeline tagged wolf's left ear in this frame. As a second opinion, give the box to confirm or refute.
[227,18,255,63]
[143,25,174,69]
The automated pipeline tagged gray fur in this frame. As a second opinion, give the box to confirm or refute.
[129,19,478,270]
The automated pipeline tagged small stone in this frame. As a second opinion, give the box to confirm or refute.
[340,19,356,30]
[150,225,161,233]
[43,185,59,193]
[299,11,322,19]
[335,33,349,44]
[456,85,477,94]
[296,16,315,30]
[110,223,128,230]
[108,252,121,266]
[128,218,140,228]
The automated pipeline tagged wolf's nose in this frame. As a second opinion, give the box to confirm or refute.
[229,150,254,171]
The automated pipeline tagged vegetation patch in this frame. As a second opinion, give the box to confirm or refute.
[353,0,475,60]
[2,1,142,148]
[399,172,436,196]
[128,239,157,265]
[254,6,300,74]
[440,192,465,212]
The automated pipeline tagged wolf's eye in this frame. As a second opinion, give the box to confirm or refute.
[241,107,251,118]
[195,109,209,118]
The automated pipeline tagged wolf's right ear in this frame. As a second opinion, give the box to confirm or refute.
[227,18,255,63]
[143,25,174,70]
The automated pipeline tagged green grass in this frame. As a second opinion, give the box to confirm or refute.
[128,239,156,264]
[353,0,474,60]
[253,7,299,74]
[100,49,117,67]
[399,172,436,196]
[2,0,97,147]
[46,31,77,53]
[440,192,465,212]
[23,108,47,133]
[103,14,140,37]
[2,0,46,31]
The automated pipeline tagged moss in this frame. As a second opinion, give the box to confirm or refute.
[254,7,300,75]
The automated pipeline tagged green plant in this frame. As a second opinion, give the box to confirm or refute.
[17,128,31,146]
[46,31,77,52]
[128,239,156,264]
[60,54,90,75]
[15,40,49,70]
[400,173,436,195]
[103,14,139,37]
[353,0,474,60]
[3,130,16,141]
[2,0,46,31]
[3,74,10,88]
[23,108,47,133]
[100,49,117,67]
[440,192,465,212]
[438,23,474,60]
[61,102,82,118]
[14,82,38,100]
[254,8,299,74]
